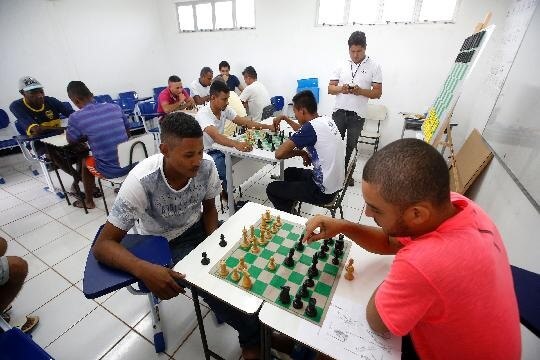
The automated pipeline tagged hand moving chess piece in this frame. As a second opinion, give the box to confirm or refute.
[231,267,240,282]
[219,260,229,277]
[267,256,276,271]
[344,258,354,280]
[241,270,252,289]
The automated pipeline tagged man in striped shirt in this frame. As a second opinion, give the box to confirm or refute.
[66,81,131,209]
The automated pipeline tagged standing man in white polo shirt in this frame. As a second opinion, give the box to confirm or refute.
[196,80,275,199]
[190,67,213,105]
[329,31,382,185]
[239,66,271,121]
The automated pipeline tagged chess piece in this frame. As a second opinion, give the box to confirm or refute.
[333,247,343,257]
[275,215,282,227]
[240,228,250,250]
[201,252,210,265]
[265,210,272,222]
[270,142,275,152]
[331,254,340,265]
[279,285,291,304]
[305,273,315,288]
[241,270,252,289]
[218,260,229,277]
[259,230,268,246]
[294,240,305,251]
[344,258,354,280]
[238,257,247,271]
[308,262,319,277]
[257,138,263,149]
[311,252,319,266]
[264,228,272,241]
[299,282,309,298]
[293,292,303,309]
[305,298,317,318]
[339,234,345,241]
[283,248,295,267]
[251,235,260,254]
[230,267,240,282]
[327,237,335,246]
[219,234,227,247]
[250,225,255,239]
[271,222,279,234]
[267,256,276,271]
[321,239,330,252]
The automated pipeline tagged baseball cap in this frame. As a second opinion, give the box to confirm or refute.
[19,76,43,92]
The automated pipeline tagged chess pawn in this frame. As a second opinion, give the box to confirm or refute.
[241,270,252,289]
[230,267,240,282]
[267,256,276,271]
[218,260,229,277]
[258,230,267,246]
[264,227,272,241]
[344,258,355,281]
[250,225,255,239]
[238,257,247,271]
[275,215,282,227]
[271,222,279,234]
[240,228,250,249]
[265,210,272,223]
[251,235,260,254]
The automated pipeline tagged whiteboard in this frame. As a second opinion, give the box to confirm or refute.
[483,0,540,207]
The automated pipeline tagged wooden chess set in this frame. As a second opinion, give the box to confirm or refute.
[209,210,354,325]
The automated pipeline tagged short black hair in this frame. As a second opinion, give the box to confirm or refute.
[210,80,230,96]
[292,90,317,114]
[200,67,213,77]
[160,112,203,145]
[362,139,450,209]
[219,61,230,70]
[168,75,181,83]
[66,81,93,99]
[348,31,367,48]
[242,66,257,79]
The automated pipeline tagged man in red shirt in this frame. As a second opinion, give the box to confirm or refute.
[157,75,195,114]
[305,138,521,360]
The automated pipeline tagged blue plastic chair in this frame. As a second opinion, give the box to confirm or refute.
[0,109,10,129]
[119,91,138,100]
[270,96,285,111]
[0,318,54,360]
[153,87,166,102]
[95,94,114,104]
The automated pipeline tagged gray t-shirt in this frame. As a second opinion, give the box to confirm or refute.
[108,153,221,240]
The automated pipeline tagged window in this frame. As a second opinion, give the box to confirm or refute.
[316,0,459,26]
[176,0,255,32]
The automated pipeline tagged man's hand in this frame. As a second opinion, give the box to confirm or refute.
[304,215,344,244]
[179,93,186,103]
[299,150,312,166]
[234,141,253,152]
[185,98,196,110]
[351,85,363,96]
[138,263,186,300]
[264,123,276,132]
[342,84,351,94]
[273,115,289,131]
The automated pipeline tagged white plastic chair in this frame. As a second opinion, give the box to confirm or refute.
[358,104,387,153]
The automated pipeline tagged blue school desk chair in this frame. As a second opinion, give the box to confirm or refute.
[0,317,54,359]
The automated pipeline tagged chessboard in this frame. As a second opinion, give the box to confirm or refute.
[231,128,290,152]
[210,211,351,325]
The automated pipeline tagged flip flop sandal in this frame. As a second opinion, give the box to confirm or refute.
[72,199,95,209]
[18,315,39,334]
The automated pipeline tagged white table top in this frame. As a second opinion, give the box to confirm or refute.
[173,202,306,314]
[40,132,69,147]
[259,233,401,359]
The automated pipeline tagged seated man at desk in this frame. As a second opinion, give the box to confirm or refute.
[196,80,275,199]
[239,66,270,121]
[266,90,345,213]
[190,67,213,105]
[304,139,521,360]
[66,81,131,209]
[9,76,89,194]
[157,75,195,115]
[214,60,244,92]
[92,113,262,359]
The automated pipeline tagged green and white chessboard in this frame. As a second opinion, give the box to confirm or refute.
[231,130,285,151]
[210,216,351,325]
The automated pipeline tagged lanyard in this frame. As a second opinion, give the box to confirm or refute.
[350,62,362,82]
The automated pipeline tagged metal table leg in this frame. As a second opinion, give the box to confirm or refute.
[190,287,225,360]
[279,159,284,180]
[260,323,272,360]
[225,153,235,217]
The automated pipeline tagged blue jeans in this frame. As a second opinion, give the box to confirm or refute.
[168,220,260,347]
[207,150,227,192]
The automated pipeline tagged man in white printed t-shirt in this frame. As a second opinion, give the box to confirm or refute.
[196,80,275,199]
[239,66,271,121]
[267,90,345,213]
[92,113,262,358]
[329,31,382,186]
[190,67,213,105]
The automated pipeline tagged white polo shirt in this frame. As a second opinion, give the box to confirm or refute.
[190,80,210,100]
[239,80,270,121]
[330,56,382,118]
[196,104,237,150]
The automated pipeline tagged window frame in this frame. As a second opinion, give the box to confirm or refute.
[176,0,255,33]
[315,0,461,27]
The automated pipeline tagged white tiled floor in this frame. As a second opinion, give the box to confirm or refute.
[0,151,370,359]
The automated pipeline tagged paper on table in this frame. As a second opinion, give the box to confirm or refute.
[320,296,401,360]
[40,132,69,147]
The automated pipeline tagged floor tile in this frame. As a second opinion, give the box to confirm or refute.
[102,287,151,327]
[15,220,72,251]
[4,239,29,257]
[0,193,24,211]
[0,202,38,227]
[43,201,80,219]
[0,228,13,240]
[135,295,205,356]
[173,313,242,360]
[3,178,46,195]
[57,208,105,230]
[0,171,35,187]
[30,286,98,348]
[45,306,130,360]
[8,269,71,325]
[75,280,117,304]
[22,252,49,282]
[53,245,91,284]
[29,192,64,209]
[1,211,53,238]
[102,330,170,360]
[33,231,90,266]
[75,215,107,241]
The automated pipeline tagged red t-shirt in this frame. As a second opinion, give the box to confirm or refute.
[375,193,521,360]
[157,87,190,113]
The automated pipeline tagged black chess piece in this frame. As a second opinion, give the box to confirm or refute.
[257,139,263,149]
[283,248,295,267]
[201,252,210,265]
[304,274,314,288]
[307,262,319,278]
[338,234,345,241]
[333,247,343,257]
[294,240,305,251]
[305,297,317,318]
[311,252,319,266]
[292,292,303,309]
[332,254,340,265]
[270,142,275,152]
[279,285,291,304]
[327,237,335,246]
[219,234,227,247]
[321,239,330,252]
[299,282,309,298]
[318,249,327,260]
